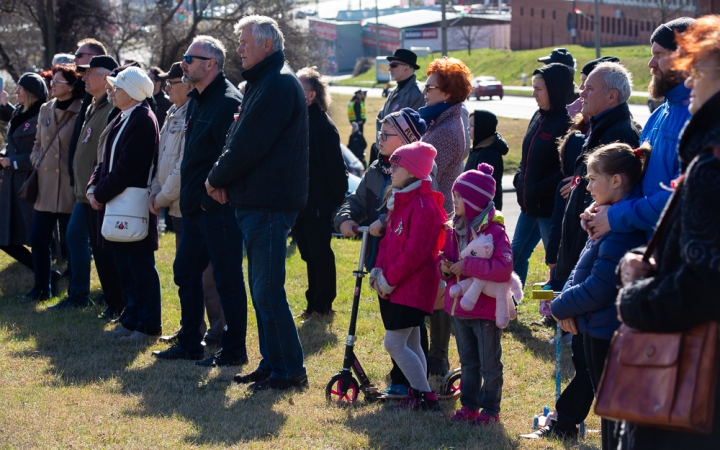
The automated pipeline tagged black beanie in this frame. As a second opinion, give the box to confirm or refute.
[650,17,695,51]
[17,72,48,101]
[582,56,620,76]
[473,110,498,143]
[533,63,574,112]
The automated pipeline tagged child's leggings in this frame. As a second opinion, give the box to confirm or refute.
[384,326,432,392]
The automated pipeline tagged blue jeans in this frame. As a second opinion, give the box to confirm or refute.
[236,209,306,380]
[65,202,91,300]
[114,251,162,335]
[454,317,503,415]
[174,205,246,357]
[30,210,70,293]
[511,212,552,286]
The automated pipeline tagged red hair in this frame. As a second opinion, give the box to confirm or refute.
[673,15,720,72]
[426,57,472,104]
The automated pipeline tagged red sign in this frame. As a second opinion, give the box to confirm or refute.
[362,36,401,52]
[364,24,401,41]
[309,20,338,40]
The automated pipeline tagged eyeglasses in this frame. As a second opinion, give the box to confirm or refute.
[165,80,183,89]
[50,80,71,86]
[423,84,440,92]
[389,62,407,69]
[390,163,401,173]
[378,131,398,141]
[182,54,212,64]
[75,52,98,59]
[687,66,720,80]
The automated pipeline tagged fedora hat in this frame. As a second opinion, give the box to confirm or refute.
[387,49,420,70]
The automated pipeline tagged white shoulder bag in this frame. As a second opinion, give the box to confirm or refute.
[101,112,154,243]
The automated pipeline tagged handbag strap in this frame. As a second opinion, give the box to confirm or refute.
[643,181,683,262]
[35,113,73,166]
[107,109,154,189]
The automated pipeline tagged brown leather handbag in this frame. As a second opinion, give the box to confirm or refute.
[594,181,720,433]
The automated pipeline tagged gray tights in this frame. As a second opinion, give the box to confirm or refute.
[384,327,431,392]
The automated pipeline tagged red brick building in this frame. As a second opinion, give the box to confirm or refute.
[511,0,720,50]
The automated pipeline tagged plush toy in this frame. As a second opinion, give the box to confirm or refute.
[448,231,523,328]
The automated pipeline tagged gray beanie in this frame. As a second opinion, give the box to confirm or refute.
[17,73,48,101]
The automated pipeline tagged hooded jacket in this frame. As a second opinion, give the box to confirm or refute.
[465,132,509,211]
[513,63,572,216]
[207,51,309,212]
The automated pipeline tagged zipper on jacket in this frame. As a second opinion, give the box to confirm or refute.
[522,116,544,209]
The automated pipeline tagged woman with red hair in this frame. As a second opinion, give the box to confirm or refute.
[617,14,720,449]
[419,56,472,376]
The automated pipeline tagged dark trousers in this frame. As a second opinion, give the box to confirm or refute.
[30,211,70,293]
[114,251,162,335]
[82,203,125,310]
[584,334,615,450]
[174,205,247,358]
[0,245,33,271]
[554,333,596,431]
[292,214,337,314]
[390,320,429,385]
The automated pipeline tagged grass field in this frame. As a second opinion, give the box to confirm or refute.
[336,44,652,93]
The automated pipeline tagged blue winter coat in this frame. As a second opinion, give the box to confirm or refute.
[607,83,691,239]
[551,198,646,339]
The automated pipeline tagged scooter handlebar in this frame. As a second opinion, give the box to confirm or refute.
[352,225,370,234]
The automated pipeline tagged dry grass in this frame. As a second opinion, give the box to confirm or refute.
[329,94,527,174]
[0,232,602,449]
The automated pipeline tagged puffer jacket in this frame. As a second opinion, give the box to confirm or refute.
[30,98,81,214]
[441,214,513,320]
[150,100,189,218]
[465,132,509,211]
[607,83,691,238]
[373,180,446,314]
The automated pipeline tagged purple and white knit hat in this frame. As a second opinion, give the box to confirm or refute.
[452,163,496,222]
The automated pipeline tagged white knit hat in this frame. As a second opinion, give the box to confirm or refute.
[106,66,154,102]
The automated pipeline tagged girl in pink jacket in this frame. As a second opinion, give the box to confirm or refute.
[370,142,447,410]
[440,163,513,424]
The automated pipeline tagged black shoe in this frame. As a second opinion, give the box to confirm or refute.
[531,315,557,328]
[519,420,578,440]
[250,374,309,391]
[152,344,204,361]
[234,370,270,384]
[47,296,90,311]
[50,270,62,298]
[18,290,49,302]
[159,332,180,344]
[195,352,248,367]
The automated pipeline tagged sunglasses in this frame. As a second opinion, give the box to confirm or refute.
[389,62,407,68]
[182,54,213,64]
[50,80,71,86]
[423,84,440,92]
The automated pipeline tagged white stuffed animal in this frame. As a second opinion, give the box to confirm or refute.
[448,231,523,328]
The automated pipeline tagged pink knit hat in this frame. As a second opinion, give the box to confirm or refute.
[390,142,437,180]
[452,163,496,222]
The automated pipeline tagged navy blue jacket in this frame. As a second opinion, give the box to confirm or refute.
[551,197,646,339]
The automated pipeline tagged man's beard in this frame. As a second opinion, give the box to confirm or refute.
[649,68,680,100]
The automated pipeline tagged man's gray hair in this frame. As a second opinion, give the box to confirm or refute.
[592,62,633,104]
[191,35,226,69]
[234,15,285,52]
[94,67,112,77]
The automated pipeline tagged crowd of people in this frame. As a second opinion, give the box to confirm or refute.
[1,12,719,449]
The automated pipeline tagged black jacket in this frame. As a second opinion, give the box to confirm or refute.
[208,51,309,212]
[180,72,242,216]
[465,132,508,211]
[153,92,173,129]
[300,103,348,218]
[618,91,720,450]
[556,102,640,279]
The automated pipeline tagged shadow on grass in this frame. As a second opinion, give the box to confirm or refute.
[297,316,338,358]
[505,319,575,384]
[0,260,34,297]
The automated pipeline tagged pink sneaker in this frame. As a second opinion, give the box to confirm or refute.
[451,406,480,422]
[473,412,501,425]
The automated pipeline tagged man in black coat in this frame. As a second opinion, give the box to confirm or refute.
[206,15,309,391]
[151,35,247,366]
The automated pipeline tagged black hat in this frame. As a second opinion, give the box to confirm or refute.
[651,17,695,51]
[158,62,183,80]
[76,55,119,72]
[538,48,575,68]
[354,89,367,95]
[533,63,574,111]
[387,49,420,70]
[582,56,620,76]
[472,110,498,143]
[17,72,48,101]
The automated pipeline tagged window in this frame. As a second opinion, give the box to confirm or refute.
[542,9,545,19]
[520,7,523,16]
[612,18,616,34]
[623,19,627,36]
[553,10,556,20]
[531,8,534,17]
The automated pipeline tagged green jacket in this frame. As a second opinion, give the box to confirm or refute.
[73,95,112,203]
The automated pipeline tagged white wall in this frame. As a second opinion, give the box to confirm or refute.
[401,24,510,52]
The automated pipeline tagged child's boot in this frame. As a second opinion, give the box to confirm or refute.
[418,390,442,411]
[451,406,480,422]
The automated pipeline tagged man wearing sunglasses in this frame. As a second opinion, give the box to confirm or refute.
[371,49,424,163]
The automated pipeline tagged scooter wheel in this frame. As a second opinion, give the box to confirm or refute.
[326,374,360,403]
[441,368,463,399]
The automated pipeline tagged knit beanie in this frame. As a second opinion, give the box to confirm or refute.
[452,163,496,223]
[533,63,574,112]
[582,56,620,76]
[473,110,498,143]
[106,66,154,102]
[651,17,695,51]
[17,73,48,101]
[381,107,427,144]
[390,142,436,180]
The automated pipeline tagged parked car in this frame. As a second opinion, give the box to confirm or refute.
[469,76,504,100]
[295,7,317,19]
[341,144,364,178]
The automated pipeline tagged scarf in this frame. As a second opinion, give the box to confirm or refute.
[8,101,42,135]
[378,155,392,175]
[418,101,452,124]
[387,179,422,211]
[455,201,495,249]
